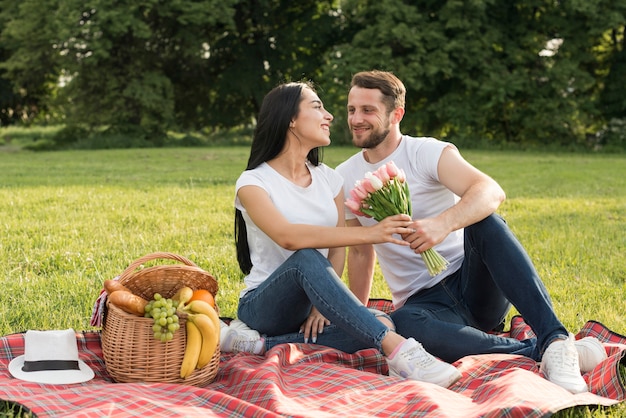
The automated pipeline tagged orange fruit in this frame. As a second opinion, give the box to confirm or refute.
[188,289,215,308]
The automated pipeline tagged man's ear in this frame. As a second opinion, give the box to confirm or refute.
[391,107,405,124]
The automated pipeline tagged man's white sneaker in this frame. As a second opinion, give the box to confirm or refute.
[540,335,588,393]
[220,320,265,355]
[574,336,607,373]
[387,338,461,388]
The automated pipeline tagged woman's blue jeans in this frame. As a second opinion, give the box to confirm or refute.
[391,214,568,363]
[237,249,391,354]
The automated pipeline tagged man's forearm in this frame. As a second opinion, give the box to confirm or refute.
[347,245,376,305]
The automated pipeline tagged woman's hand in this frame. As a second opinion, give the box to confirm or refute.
[299,306,330,344]
[370,214,415,246]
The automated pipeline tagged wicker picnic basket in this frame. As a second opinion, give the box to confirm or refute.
[101,252,220,386]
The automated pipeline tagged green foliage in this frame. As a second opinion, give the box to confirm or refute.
[597,118,626,151]
[0,124,255,150]
[0,74,24,126]
[0,125,60,143]
[599,46,626,121]
[51,124,90,146]
[0,0,59,118]
[191,0,343,129]
[0,0,239,139]
[322,0,626,148]
[0,1,624,150]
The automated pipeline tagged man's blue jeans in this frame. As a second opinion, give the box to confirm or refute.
[391,214,568,363]
[237,249,391,354]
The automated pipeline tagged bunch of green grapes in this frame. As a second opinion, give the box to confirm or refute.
[144,293,180,342]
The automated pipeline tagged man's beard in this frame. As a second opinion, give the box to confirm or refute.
[352,127,390,149]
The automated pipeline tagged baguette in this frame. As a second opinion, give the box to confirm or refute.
[108,290,148,316]
[103,279,132,295]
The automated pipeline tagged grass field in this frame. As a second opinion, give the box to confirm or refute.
[0,145,625,416]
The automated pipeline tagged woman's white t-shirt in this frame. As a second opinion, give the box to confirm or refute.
[235,161,344,298]
[336,136,465,308]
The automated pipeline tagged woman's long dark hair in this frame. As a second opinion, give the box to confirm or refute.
[235,81,323,274]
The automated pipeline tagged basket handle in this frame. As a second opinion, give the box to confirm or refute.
[118,252,198,282]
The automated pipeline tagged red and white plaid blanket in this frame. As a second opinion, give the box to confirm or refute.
[1,300,624,417]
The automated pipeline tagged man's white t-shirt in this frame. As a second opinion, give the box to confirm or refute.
[336,136,465,307]
[235,161,344,298]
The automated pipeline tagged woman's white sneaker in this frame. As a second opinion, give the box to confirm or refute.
[220,320,265,355]
[387,338,461,388]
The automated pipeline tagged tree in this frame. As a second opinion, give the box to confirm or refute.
[0,0,344,139]
[322,0,626,147]
[0,0,60,125]
[193,0,343,130]
[0,0,623,149]
[0,0,239,141]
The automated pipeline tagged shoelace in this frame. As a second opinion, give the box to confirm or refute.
[545,340,578,374]
[560,344,579,370]
[401,343,436,368]
[232,338,258,353]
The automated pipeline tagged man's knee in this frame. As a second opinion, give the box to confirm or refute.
[465,214,513,245]
[390,307,431,336]
[469,213,505,231]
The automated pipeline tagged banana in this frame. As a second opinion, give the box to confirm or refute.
[188,313,218,369]
[180,320,202,378]
[185,300,220,335]
[172,286,194,309]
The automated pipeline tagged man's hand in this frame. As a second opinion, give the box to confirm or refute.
[403,218,449,253]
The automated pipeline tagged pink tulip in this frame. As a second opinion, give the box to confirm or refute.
[345,198,366,216]
[375,165,390,184]
[360,178,376,194]
[385,161,400,179]
[396,168,406,183]
[356,184,369,198]
[365,172,383,190]
[351,183,368,201]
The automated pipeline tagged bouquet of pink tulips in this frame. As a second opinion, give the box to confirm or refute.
[345,161,449,277]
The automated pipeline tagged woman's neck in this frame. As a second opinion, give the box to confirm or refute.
[267,154,312,187]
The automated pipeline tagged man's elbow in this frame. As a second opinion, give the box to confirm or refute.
[493,185,506,209]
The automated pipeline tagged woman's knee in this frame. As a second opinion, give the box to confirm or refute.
[290,248,327,265]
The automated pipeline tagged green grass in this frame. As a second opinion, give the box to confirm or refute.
[0,146,625,416]
[0,400,32,418]
[0,147,624,333]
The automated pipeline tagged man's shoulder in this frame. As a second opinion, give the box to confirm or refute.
[403,135,444,148]
[401,135,452,158]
